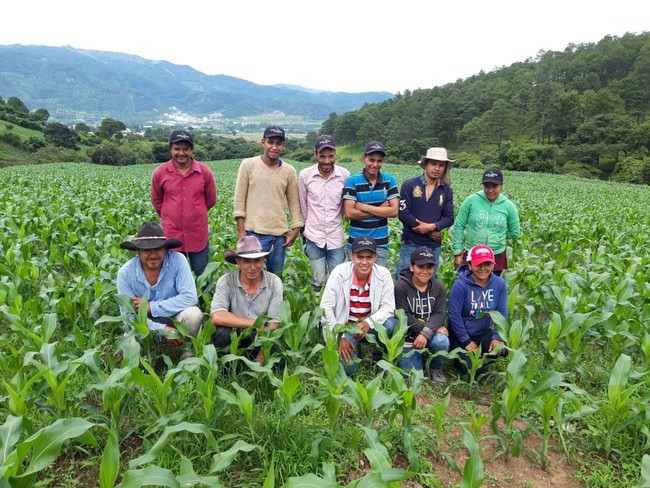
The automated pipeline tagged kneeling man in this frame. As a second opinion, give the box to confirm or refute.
[211,236,283,363]
[117,222,203,342]
[320,236,396,375]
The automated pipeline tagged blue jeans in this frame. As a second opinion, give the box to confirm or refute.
[398,332,449,372]
[396,242,440,277]
[247,232,286,276]
[185,244,209,276]
[340,317,398,377]
[303,239,346,292]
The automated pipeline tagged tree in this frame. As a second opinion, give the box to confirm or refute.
[6,96,29,114]
[43,122,80,149]
[28,108,50,124]
[97,118,127,139]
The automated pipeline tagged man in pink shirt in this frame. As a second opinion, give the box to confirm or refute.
[298,135,351,292]
[151,129,217,276]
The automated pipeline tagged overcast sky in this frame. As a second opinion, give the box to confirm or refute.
[2,0,648,94]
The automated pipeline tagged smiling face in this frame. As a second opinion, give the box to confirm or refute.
[469,260,494,285]
[350,250,376,281]
[236,256,265,282]
[315,148,336,176]
[362,152,385,178]
[262,137,286,162]
[170,142,193,168]
[137,247,166,273]
[482,183,503,202]
[410,262,435,287]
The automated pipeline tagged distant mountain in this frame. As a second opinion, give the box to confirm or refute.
[0,45,393,125]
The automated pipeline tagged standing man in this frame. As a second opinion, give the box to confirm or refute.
[211,236,283,364]
[397,147,454,275]
[343,141,399,267]
[298,135,351,293]
[233,125,303,276]
[320,237,397,376]
[117,222,203,342]
[151,129,217,276]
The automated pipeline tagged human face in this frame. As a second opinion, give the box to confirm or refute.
[424,160,446,182]
[262,137,286,162]
[170,142,193,167]
[137,247,166,273]
[409,262,434,287]
[469,261,494,285]
[351,250,376,280]
[362,152,385,178]
[315,148,336,176]
[483,183,503,202]
[236,257,265,281]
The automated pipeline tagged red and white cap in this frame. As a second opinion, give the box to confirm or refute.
[467,245,495,265]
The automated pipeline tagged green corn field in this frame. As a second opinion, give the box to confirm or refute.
[0,160,648,487]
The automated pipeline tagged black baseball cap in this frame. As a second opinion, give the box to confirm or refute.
[351,236,377,254]
[482,168,503,185]
[263,125,286,140]
[314,134,336,152]
[410,246,436,266]
[169,129,194,148]
[363,141,386,156]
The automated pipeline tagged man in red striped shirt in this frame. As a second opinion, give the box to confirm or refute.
[320,237,397,376]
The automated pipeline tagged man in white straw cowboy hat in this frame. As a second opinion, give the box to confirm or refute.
[397,147,454,276]
[210,235,283,363]
[117,222,203,342]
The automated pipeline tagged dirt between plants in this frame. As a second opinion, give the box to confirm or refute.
[400,391,581,487]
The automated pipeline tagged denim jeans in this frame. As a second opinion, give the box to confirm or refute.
[396,241,440,277]
[185,244,210,276]
[449,327,506,375]
[398,332,449,372]
[340,317,398,377]
[303,239,346,292]
[247,232,286,276]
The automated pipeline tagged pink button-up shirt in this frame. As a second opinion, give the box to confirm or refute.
[298,164,350,249]
[151,160,217,252]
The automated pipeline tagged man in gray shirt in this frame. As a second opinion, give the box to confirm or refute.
[211,235,283,363]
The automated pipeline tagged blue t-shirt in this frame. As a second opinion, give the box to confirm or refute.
[343,171,399,247]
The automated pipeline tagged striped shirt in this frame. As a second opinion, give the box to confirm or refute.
[348,272,372,322]
[343,171,399,247]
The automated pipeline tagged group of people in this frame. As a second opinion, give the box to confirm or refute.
[117,126,521,381]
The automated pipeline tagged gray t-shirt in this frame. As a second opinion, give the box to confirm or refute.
[210,269,283,320]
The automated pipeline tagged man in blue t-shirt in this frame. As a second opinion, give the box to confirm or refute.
[343,141,399,267]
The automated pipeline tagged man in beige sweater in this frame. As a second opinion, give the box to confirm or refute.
[233,125,303,276]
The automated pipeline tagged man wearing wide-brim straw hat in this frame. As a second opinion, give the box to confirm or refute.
[210,235,284,364]
[117,222,203,343]
[396,147,455,276]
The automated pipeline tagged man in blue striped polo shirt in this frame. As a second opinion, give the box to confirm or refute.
[342,141,399,267]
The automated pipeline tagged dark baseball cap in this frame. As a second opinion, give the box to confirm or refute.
[364,141,386,156]
[169,129,194,148]
[314,134,336,152]
[410,246,436,266]
[263,125,286,140]
[482,168,503,185]
[351,236,377,254]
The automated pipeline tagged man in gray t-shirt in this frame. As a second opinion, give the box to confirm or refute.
[211,236,283,363]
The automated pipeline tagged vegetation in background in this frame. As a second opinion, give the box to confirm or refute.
[0,160,648,487]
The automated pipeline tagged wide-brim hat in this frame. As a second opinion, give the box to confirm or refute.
[418,147,455,166]
[224,236,271,264]
[121,222,182,251]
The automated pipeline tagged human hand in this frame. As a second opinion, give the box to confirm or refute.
[162,326,183,347]
[267,320,280,330]
[489,339,506,356]
[283,228,300,247]
[437,326,449,336]
[465,341,479,353]
[431,230,442,241]
[413,219,435,234]
[353,320,370,340]
[413,334,428,349]
[132,296,150,313]
[338,337,356,362]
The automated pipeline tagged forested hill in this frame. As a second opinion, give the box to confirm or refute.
[321,32,650,184]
